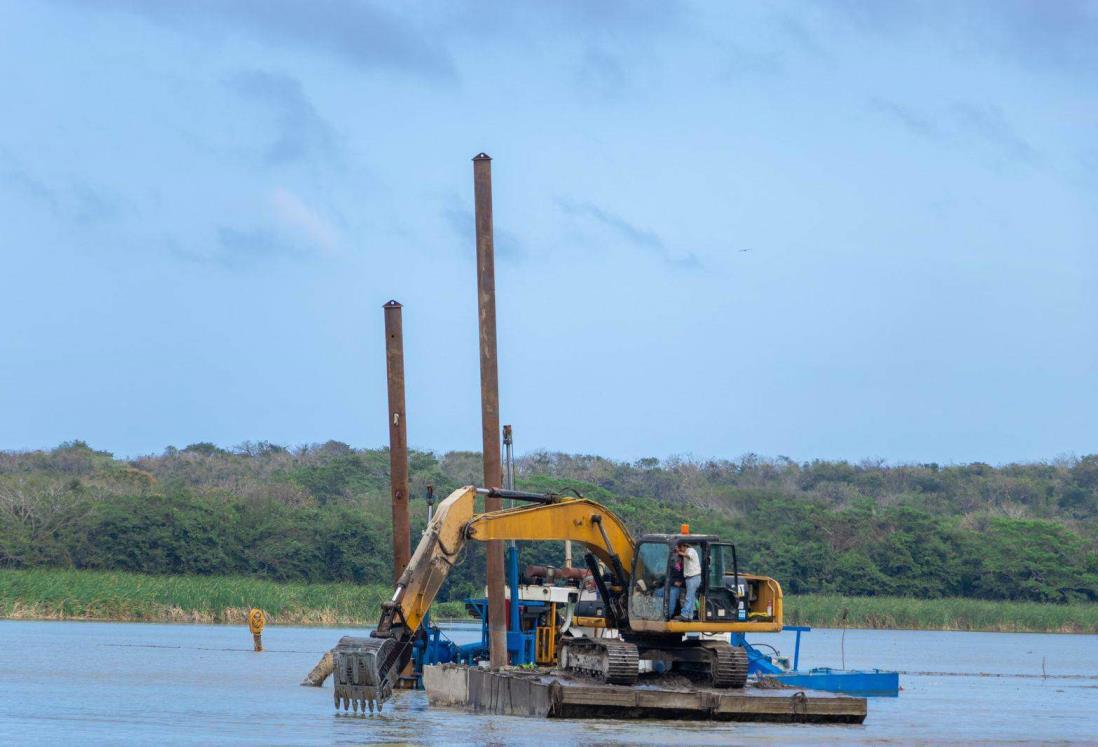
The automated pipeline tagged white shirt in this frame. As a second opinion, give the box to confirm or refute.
[682,546,701,578]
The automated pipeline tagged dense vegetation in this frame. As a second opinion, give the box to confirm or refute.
[5,568,1095,632]
[1,441,1096,608]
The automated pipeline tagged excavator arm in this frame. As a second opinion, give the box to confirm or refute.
[378,485,477,636]
[331,485,638,712]
[466,498,635,580]
[331,486,475,712]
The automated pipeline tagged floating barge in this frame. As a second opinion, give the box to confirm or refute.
[424,664,867,724]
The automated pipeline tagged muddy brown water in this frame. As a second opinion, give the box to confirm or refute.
[1,620,1095,744]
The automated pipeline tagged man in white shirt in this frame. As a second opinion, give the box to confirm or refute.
[675,541,702,621]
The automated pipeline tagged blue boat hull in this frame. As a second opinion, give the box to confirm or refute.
[766,668,899,697]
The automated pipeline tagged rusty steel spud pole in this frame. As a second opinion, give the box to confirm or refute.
[384,300,411,585]
[473,153,508,670]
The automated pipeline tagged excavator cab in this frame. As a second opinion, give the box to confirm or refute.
[627,534,782,632]
[628,534,721,622]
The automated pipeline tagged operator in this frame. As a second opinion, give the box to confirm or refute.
[675,541,702,621]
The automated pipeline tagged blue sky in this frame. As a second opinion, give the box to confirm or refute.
[1,1,1095,464]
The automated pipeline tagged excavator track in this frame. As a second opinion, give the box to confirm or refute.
[559,637,639,685]
[703,642,749,689]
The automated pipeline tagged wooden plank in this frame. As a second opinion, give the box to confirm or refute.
[561,686,636,707]
[635,690,706,711]
[716,695,790,713]
[716,692,864,714]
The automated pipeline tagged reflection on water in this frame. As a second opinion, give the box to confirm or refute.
[0,620,1095,744]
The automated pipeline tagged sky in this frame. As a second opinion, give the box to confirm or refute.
[1,1,1096,465]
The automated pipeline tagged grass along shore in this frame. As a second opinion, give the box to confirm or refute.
[785,593,1098,634]
[1,568,1096,633]
[0,568,468,625]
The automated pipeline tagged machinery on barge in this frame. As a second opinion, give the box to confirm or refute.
[331,485,784,712]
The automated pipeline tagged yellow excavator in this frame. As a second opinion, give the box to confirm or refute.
[333,486,783,712]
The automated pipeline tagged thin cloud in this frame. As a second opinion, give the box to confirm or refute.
[988,1,1098,76]
[214,226,311,269]
[71,182,125,225]
[822,1,1098,79]
[868,97,1041,166]
[0,150,125,225]
[868,97,942,141]
[1074,149,1098,193]
[560,199,663,250]
[463,0,687,44]
[558,198,702,270]
[53,0,456,80]
[950,102,1039,165]
[721,42,785,78]
[575,48,629,101]
[226,70,339,166]
[53,0,693,103]
[443,0,686,97]
[270,187,340,253]
[177,189,341,269]
[0,153,61,212]
[667,253,704,271]
[776,14,830,61]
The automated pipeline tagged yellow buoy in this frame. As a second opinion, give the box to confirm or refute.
[248,608,266,651]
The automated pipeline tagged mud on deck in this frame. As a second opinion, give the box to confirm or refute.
[423,665,867,724]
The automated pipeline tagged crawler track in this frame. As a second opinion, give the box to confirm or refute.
[706,642,749,688]
[560,637,639,685]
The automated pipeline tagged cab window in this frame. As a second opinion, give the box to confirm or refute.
[708,543,736,588]
[705,543,741,621]
[628,542,670,621]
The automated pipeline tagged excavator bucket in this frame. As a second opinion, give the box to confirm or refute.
[332,635,398,714]
[328,488,478,715]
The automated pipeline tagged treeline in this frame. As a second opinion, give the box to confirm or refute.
[1,441,1096,604]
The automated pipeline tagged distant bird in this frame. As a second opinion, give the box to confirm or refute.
[737,248,751,253]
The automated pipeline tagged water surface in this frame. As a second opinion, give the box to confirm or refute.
[0,620,1094,744]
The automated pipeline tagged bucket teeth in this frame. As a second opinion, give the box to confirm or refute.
[335,694,382,715]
